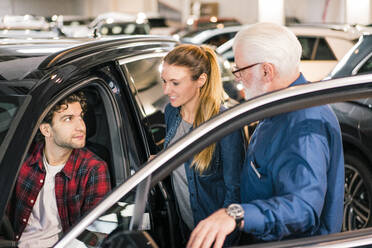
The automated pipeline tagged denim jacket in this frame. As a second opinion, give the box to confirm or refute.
[163,104,244,225]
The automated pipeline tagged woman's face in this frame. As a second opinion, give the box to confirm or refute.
[161,63,202,109]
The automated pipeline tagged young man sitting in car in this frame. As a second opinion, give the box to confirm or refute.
[6,91,111,248]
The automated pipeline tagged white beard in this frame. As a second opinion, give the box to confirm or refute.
[243,67,269,100]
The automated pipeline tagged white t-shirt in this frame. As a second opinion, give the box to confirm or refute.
[18,154,65,248]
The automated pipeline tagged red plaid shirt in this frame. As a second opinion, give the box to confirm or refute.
[7,142,111,240]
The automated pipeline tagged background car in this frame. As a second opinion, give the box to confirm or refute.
[171,16,241,39]
[53,15,94,38]
[0,14,63,38]
[88,12,150,37]
[53,74,372,248]
[180,24,360,81]
[323,34,372,231]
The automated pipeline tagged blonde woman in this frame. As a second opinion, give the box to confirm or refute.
[161,44,244,246]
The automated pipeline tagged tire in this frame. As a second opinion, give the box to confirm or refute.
[343,152,372,231]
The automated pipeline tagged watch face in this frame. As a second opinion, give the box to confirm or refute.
[228,204,244,219]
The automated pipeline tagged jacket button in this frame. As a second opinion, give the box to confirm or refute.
[30,199,34,204]
[23,218,27,223]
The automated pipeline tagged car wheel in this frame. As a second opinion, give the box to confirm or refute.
[343,152,372,231]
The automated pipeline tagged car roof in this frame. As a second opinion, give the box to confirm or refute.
[215,24,361,56]
[0,35,177,82]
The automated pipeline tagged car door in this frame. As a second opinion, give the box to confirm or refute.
[54,74,372,248]
[0,66,153,241]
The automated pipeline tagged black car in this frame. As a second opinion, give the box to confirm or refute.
[324,34,372,231]
[0,36,243,247]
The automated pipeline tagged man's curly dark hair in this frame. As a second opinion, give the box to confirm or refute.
[42,91,87,125]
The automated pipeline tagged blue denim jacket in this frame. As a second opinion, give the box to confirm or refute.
[163,104,245,225]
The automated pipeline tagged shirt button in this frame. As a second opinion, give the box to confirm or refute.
[15,235,19,239]
[30,199,34,204]
[40,179,43,183]
[23,218,27,223]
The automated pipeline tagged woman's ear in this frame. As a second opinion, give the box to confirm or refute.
[197,73,207,88]
[39,123,51,138]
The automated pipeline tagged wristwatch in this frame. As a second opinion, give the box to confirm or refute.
[226,203,244,229]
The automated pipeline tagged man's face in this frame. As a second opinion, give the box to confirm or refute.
[234,48,268,100]
[48,101,86,149]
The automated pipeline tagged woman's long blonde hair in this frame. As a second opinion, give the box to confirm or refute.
[163,44,225,173]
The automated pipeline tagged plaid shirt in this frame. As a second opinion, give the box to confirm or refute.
[7,142,111,241]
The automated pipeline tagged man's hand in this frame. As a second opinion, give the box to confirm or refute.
[187,208,236,248]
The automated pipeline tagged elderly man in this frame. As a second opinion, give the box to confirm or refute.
[187,22,344,248]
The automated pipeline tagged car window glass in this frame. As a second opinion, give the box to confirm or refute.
[315,38,336,60]
[123,57,168,148]
[298,37,315,60]
[358,54,372,74]
[205,32,236,47]
[0,94,26,146]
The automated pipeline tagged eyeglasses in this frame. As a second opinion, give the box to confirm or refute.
[232,63,261,77]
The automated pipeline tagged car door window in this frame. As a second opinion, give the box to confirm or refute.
[298,36,336,61]
[0,95,25,146]
[0,81,32,162]
[298,37,316,60]
[205,32,236,47]
[122,57,168,149]
[315,38,336,60]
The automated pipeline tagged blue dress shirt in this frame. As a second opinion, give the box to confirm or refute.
[240,73,344,241]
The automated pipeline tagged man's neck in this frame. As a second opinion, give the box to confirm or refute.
[43,144,72,166]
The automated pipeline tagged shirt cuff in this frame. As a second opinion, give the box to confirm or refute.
[242,203,265,234]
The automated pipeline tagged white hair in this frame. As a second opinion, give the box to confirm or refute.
[233,22,302,79]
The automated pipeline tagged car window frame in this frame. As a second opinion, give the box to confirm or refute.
[353,52,372,76]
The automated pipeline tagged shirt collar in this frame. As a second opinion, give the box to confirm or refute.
[288,73,308,87]
[263,73,307,123]
[27,142,77,179]
[60,149,78,180]
[28,142,45,171]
